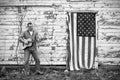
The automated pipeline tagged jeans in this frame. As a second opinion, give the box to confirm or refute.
[24,49,40,72]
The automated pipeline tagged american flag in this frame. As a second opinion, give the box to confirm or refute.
[68,12,96,70]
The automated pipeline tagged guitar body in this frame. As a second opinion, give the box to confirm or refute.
[22,38,33,50]
[21,37,47,50]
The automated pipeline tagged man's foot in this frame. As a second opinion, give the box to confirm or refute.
[24,71,30,76]
[34,70,44,75]
[22,69,30,76]
[64,69,69,73]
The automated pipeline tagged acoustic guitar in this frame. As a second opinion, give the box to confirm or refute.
[22,38,33,49]
[22,37,47,50]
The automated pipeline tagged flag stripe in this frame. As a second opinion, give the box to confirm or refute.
[79,37,84,68]
[88,37,91,68]
[71,13,74,70]
[93,37,96,67]
[76,15,80,70]
[85,37,88,69]
[74,13,79,70]
[77,37,80,69]
[89,37,95,68]
[69,12,73,70]
[82,37,85,68]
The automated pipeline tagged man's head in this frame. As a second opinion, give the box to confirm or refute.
[27,22,33,31]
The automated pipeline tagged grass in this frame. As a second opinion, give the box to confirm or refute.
[0,66,120,80]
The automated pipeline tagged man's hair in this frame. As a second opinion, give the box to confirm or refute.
[27,22,32,27]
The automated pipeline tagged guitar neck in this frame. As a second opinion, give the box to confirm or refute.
[38,37,47,42]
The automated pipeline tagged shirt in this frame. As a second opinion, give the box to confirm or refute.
[29,31,33,36]
[19,29,39,50]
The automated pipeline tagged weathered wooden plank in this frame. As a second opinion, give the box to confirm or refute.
[50,57,66,63]
[0,31,19,36]
[99,29,120,32]
[99,26,120,29]
[0,0,120,9]
[26,7,55,12]
[55,39,67,44]
[98,58,120,65]
[0,48,67,54]
[0,25,18,29]
[0,18,17,22]
[22,20,67,26]
[0,32,18,36]
[23,14,66,19]
[97,12,120,20]
[65,7,120,12]
[26,16,66,20]
[54,36,67,40]
[0,43,67,51]
[0,61,17,64]
[55,47,67,50]
[0,55,56,65]
[0,7,18,11]
[97,44,119,47]
[0,46,18,50]
[52,52,66,58]
[38,46,67,51]
[95,2,120,8]
[0,40,18,43]
[0,53,16,57]
[98,29,120,44]
[38,47,52,50]
[23,18,67,23]
[68,2,95,8]
[51,61,65,65]
[97,10,120,26]
[0,0,66,6]
[0,15,17,18]
[36,25,67,30]
[65,1,120,8]
[0,50,20,54]
[0,42,17,47]
[98,46,120,58]
[0,11,17,15]
[0,0,18,3]
[0,36,18,40]
[1,0,119,8]
[0,21,19,25]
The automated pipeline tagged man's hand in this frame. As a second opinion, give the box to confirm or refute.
[24,40,28,44]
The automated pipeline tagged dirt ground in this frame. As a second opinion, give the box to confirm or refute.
[0,66,120,80]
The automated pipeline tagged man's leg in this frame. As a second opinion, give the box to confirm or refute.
[31,50,40,71]
[24,49,30,75]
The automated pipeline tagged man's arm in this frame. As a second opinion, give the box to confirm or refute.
[35,32,40,42]
[19,32,25,43]
[35,32,47,42]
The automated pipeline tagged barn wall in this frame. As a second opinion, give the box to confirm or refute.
[0,6,68,65]
[0,7,19,64]
[0,0,120,66]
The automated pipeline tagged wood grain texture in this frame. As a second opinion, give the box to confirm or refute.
[98,46,120,58]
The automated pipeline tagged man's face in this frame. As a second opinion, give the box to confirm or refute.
[27,24,33,31]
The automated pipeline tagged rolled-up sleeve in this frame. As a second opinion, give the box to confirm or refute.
[19,32,25,43]
[35,32,40,42]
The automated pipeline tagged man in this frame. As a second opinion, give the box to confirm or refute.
[19,22,43,75]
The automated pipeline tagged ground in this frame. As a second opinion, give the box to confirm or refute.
[0,66,120,80]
